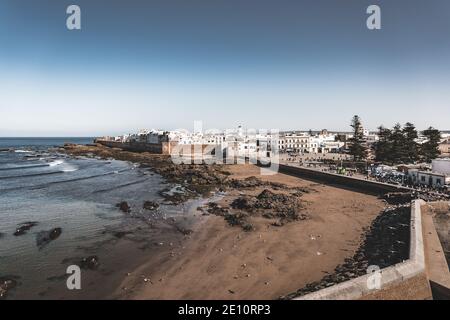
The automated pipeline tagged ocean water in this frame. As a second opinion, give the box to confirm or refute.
[0,138,182,299]
[0,137,94,150]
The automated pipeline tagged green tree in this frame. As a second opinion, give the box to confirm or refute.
[374,125,392,163]
[389,123,407,164]
[348,115,367,161]
[420,127,441,162]
[402,122,419,163]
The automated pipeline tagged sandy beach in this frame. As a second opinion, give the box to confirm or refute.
[113,164,386,299]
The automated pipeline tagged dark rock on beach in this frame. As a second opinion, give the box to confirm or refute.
[157,164,230,194]
[226,176,271,189]
[205,189,308,231]
[201,202,254,231]
[36,227,62,249]
[159,185,198,204]
[225,213,254,231]
[231,189,307,222]
[61,256,99,270]
[13,221,38,236]
[230,197,254,211]
[116,201,131,213]
[206,202,229,215]
[0,276,20,300]
[0,232,4,239]
[173,225,193,235]
[80,256,100,270]
[143,201,159,211]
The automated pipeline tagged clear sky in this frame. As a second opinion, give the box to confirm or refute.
[1,0,450,136]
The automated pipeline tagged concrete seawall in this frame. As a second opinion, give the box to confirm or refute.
[95,139,181,155]
[95,140,163,153]
[295,200,430,300]
[279,164,412,195]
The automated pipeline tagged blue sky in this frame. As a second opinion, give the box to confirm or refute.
[1,0,450,136]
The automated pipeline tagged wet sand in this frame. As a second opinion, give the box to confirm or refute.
[8,198,208,300]
[117,164,386,299]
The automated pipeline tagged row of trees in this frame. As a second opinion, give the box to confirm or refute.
[348,115,441,164]
[375,123,441,164]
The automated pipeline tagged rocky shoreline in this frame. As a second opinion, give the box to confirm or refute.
[60,143,230,203]
[60,144,312,230]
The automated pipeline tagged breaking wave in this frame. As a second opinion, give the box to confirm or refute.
[48,160,64,167]
[60,164,78,172]
[13,149,32,153]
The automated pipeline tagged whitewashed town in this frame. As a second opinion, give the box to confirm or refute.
[97,116,450,193]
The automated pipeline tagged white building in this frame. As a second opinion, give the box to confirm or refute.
[280,133,310,153]
[408,159,450,187]
[277,130,344,154]
[320,140,345,153]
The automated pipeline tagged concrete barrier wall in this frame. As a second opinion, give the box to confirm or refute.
[279,164,412,195]
[96,140,205,156]
[295,200,426,300]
